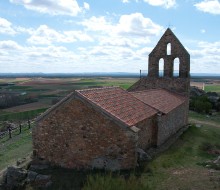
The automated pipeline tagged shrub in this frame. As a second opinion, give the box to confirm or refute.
[83,174,146,190]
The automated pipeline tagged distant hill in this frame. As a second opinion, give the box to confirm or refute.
[0,72,220,79]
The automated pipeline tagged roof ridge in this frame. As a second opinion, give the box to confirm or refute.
[129,88,164,93]
[129,92,161,113]
[76,87,157,126]
[76,86,121,93]
[35,91,74,122]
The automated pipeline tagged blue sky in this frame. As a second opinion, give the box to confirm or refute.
[0,0,220,73]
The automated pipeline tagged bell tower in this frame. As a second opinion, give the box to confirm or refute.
[148,28,190,79]
[128,28,190,96]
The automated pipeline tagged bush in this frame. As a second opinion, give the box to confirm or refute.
[190,95,212,113]
[83,174,146,190]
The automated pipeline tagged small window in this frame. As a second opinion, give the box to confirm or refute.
[159,58,164,77]
[167,43,171,55]
[173,57,180,77]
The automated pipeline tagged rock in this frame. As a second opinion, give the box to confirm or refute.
[213,156,220,165]
[3,166,27,189]
[26,171,38,183]
[34,174,52,188]
[136,148,151,162]
[16,158,27,166]
[196,124,202,128]
[190,86,205,97]
[29,164,49,171]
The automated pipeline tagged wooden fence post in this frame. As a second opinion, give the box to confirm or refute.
[8,127,12,139]
[19,122,22,134]
[28,118,31,129]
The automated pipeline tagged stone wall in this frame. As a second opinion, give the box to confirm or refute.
[136,117,157,151]
[128,77,190,96]
[148,28,190,78]
[157,102,188,146]
[33,97,136,171]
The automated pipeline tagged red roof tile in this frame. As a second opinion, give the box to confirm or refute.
[76,87,157,127]
[130,89,186,114]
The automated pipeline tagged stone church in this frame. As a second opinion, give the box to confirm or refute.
[33,28,190,170]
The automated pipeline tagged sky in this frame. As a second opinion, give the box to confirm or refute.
[0,0,220,74]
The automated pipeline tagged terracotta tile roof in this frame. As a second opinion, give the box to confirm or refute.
[130,89,186,114]
[76,87,157,127]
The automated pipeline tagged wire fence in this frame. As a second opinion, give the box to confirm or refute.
[0,119,34,140]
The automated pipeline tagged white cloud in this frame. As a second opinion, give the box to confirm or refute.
[143,0,176,9]
[78,13,163,65]
[116,13,163,37]
[188,40,220,73]
[200,29,206,33]
[9,0,82,16]
[122,0,130,3]
[64,31,93,42]
[0,40,22,50]
[27,25,65,45]
[27,25,93,45]
[0,17,16,35]
[194,0,220,15]
[81,16,113,31]
[83,2,90,10]
[81,13,163,37]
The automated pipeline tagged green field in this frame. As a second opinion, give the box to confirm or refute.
[0,126,32,171]
[205,85,220,93]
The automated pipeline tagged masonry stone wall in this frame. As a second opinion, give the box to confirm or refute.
[136,117,157,151]
[128,77,190,96]
[148,29,190,79]
[32,98,136,171]
[157,102,188,146]
[128,28,190,97]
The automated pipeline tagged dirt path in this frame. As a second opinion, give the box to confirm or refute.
[189,118,220,128]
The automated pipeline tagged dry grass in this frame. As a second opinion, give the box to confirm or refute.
[3,102,50,113]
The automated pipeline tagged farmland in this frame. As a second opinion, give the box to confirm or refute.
[0,76,220,189]
[0,77,138,121]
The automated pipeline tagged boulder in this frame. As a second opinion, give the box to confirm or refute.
[26,171,38,183]
[136,148,151,162]
[34,174,52,188]
[2,166,27,189]
[29,164,49,171]
[213,156,220,165]
[190,86,205,97]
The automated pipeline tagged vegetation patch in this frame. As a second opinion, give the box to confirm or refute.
[0,108,47,121]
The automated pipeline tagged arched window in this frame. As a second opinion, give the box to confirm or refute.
[159,58,164,77]
[167,43,171,55]
[173,57,180,77]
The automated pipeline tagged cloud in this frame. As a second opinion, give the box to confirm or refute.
[0,17,16,35]
[81,13,163,37]
[83,2,90,10]
[194,0,220,15]
[188,40,220,73]
[0,40,22,50]
[27,25,93,45]
[81,16,113,31]
[200,29,206,33]
[9,0,83,16]
[143,0,176,9]
[122,0,130,3]
[116,13,163,37]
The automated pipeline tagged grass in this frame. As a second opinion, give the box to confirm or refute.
[205,85,220,93]
[0,126,32,171]
[189,110,220,124]
[0,108,48,121]
[0,107,219,189]
[82,115,220,190]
